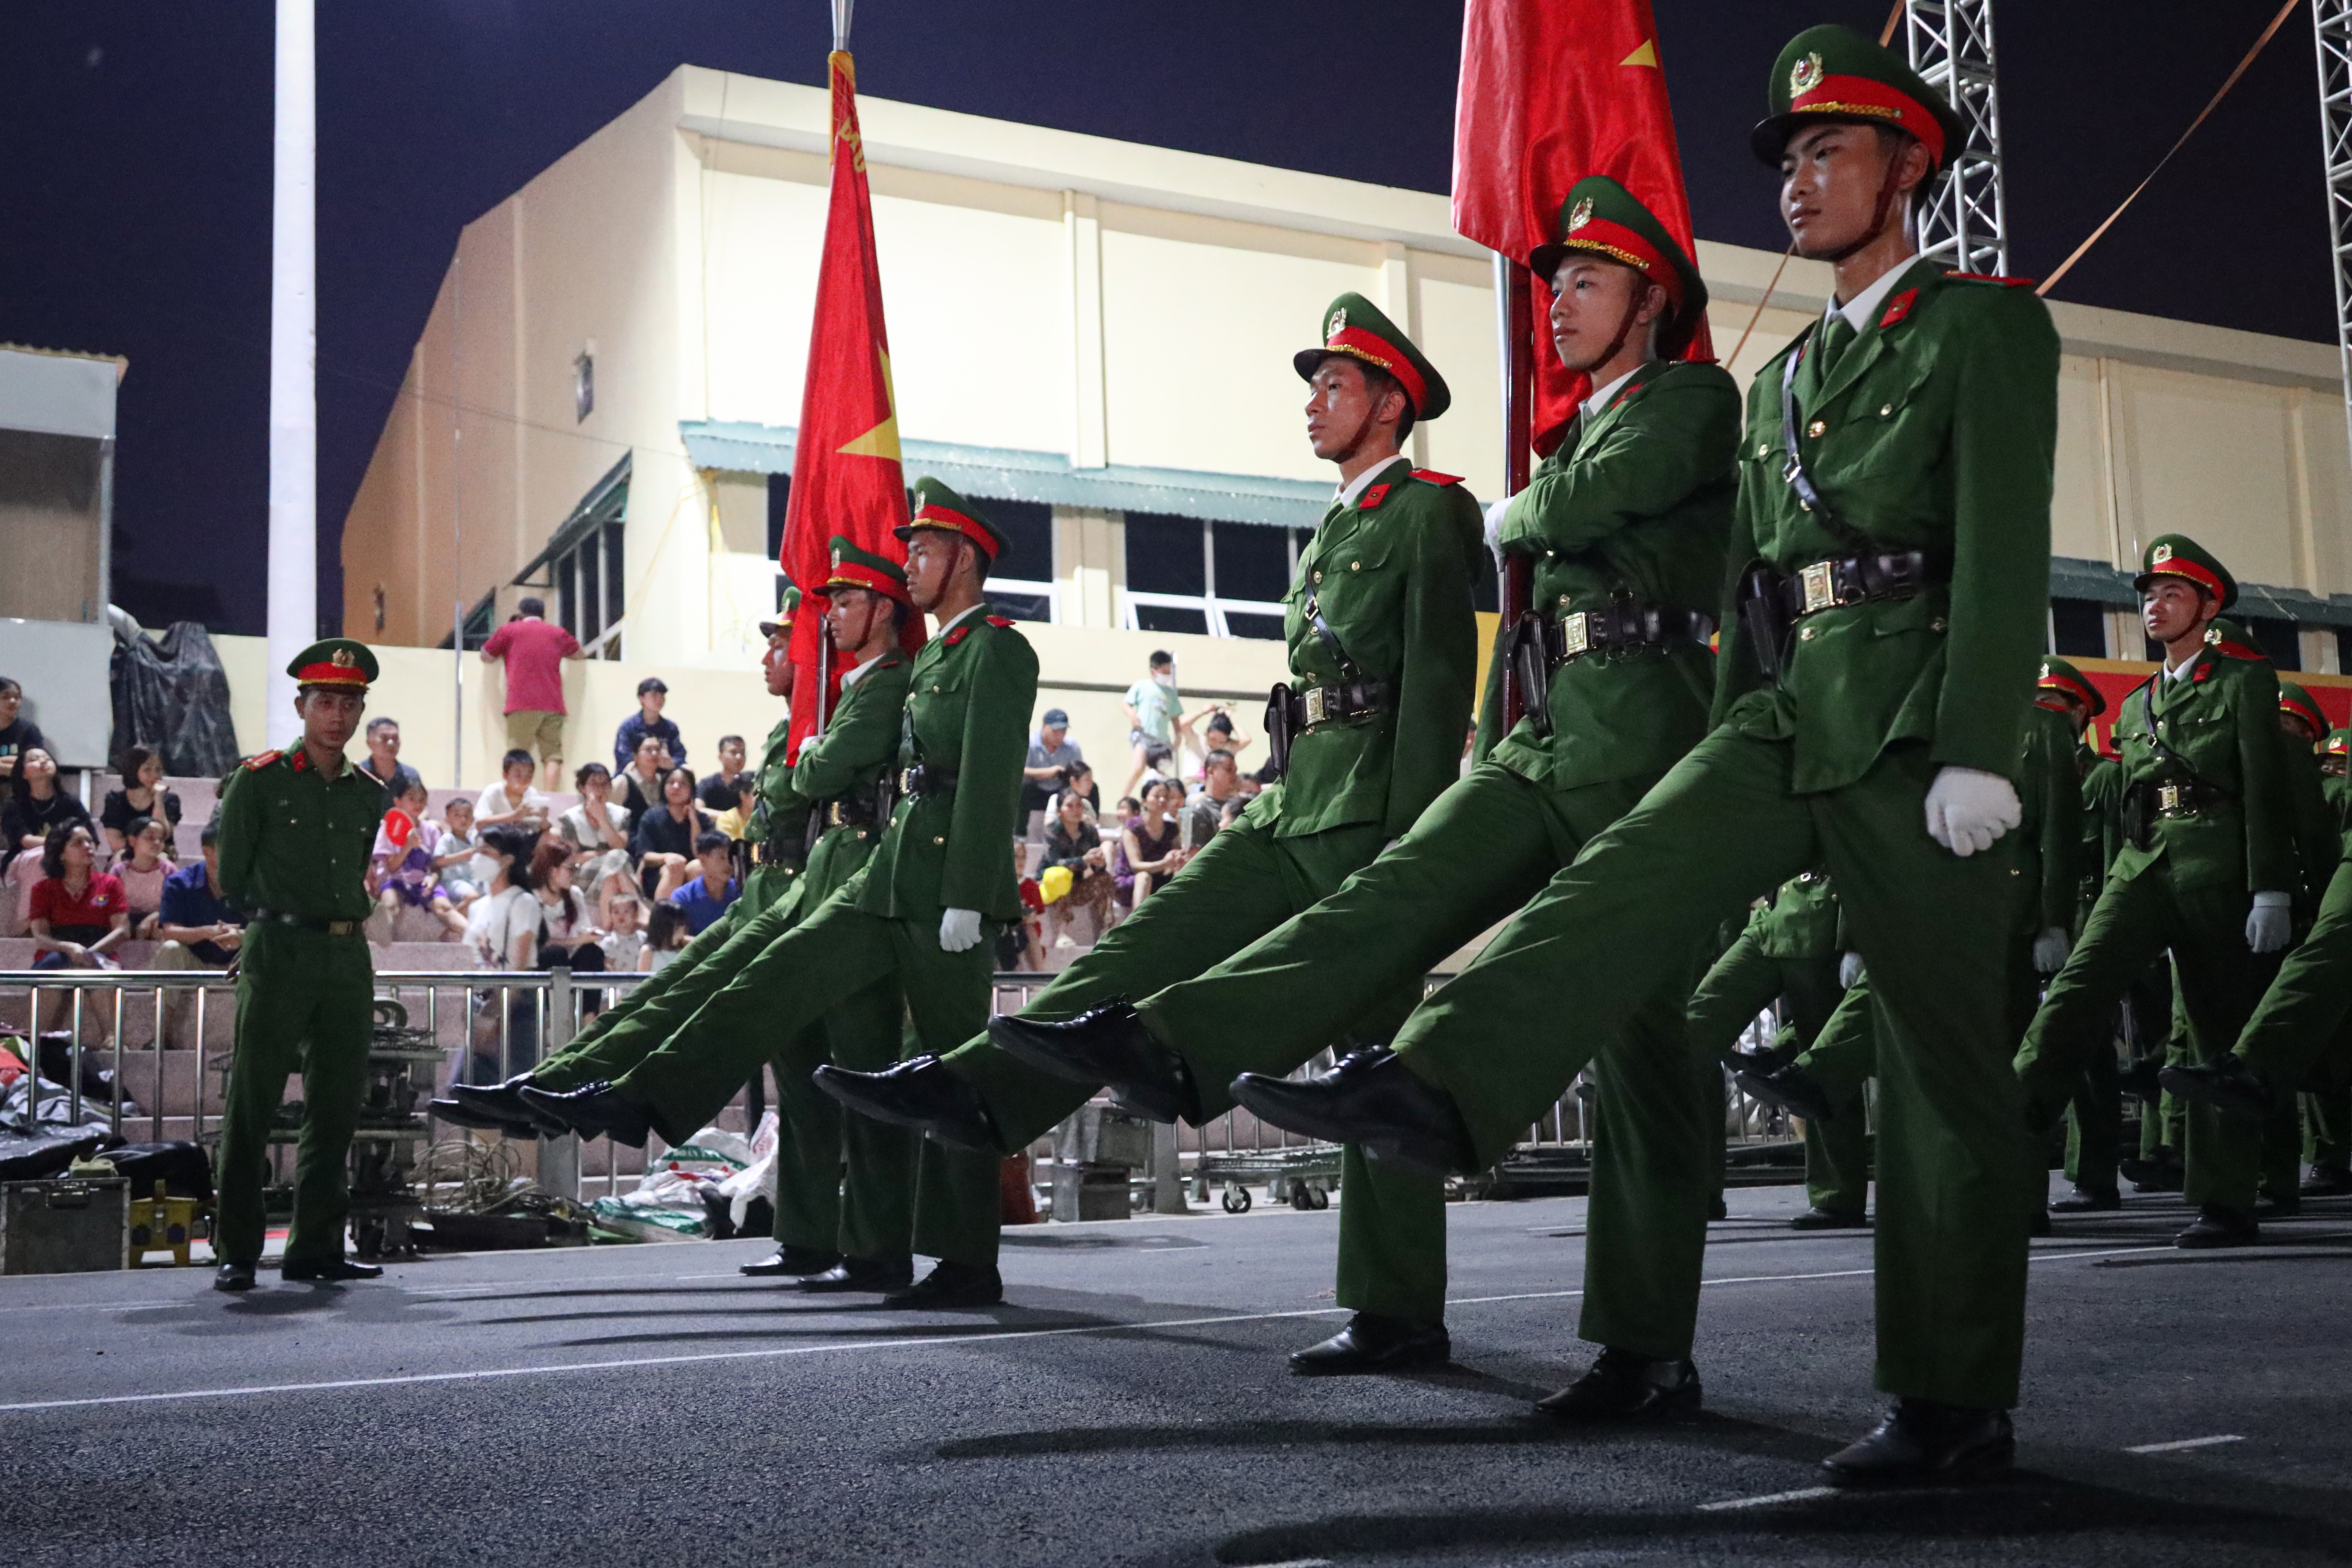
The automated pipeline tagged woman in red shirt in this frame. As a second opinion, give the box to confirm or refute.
[28,822,130,1041]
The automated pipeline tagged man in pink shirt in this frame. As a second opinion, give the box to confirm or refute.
[480,597,583,790]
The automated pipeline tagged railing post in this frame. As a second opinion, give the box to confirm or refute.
[538,965,581,1202]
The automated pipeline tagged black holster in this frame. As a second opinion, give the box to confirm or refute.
[1738,560,1790,678]
[1510,611,1553,739]
[1265,683,1295,779]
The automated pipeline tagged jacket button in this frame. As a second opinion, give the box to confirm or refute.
[933,835,945,845]
[1350,561,1360,571]
[1558,595,1571,607]
[1930,617,1947,632]
[1756,442,1770,457]
[1880,403,1895,417]
[1313,571,1323,584]
[1806,419,1827,438]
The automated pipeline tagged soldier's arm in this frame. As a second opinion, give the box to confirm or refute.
[2287,742,2338,901]
[2037,715,2081,931]
[2237,662,2294,893]
[1500,369,1742,555]
[1383,487,1479,838]
[215,765,263,909]
[1930,286,2060,779]
[792,669,904,800]
[1707,447,1770,729]
[941,629,1038,913]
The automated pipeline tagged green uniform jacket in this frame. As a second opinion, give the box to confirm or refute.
[743,714,812,873]
[1714,261,2060,794]
[2079,751,2124,921]
[855,606,1037,923]
[1477,359,1741,788]
[2013,702,2082,936]
[2282,737,2339,906]
[216,749,383,920]
[795,651,913,893]
[2108,649,2292,895]
[1265,455,1481,839]
[1754,869,1842,961]
[2324,770,2352,842]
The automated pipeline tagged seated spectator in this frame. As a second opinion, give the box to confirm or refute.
[372,780,467,939]
[0,675,48,805]
[616,732,669,819]
[114,815,176,938]
[475,749,552,833]
[28,823,129,1042]
[1040,788,1114,946]
[527,836,607,974]
[153,822,242,1044]
[1064,758,1101,814]
[698,734,749,812]
[439,795,486,906]
[1110,794,1140,835]
[664,828,738,933]
[612,676,685,775]
[357,716,423,798]
[712,773,759,840]
[480,595,583,791]
[3,748,93,935]
[463,824,546,1085]
[630,767,710,902]
[1021,708,1084,830]
[100,745,183,856]
[598,893,645,977]
[1116,778,1187,909]
[641,901,689,974]
[557,762,634,921]
[1183,748,1242,848]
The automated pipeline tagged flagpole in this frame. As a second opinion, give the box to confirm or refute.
[265,0,317,749]
[1493,255,1534,728]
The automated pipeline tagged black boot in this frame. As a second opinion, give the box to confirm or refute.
[1821,1398,2014,1485]
[280,1257,385,1282]
[1288,1313,1450,1376]
[517,1081,654,1147]
[1535,1348,1701,1420]
[884,1260,1004,1310]
[2255,1192,2302,1220]
[2049,1185,2121,1212]
[2174,1205,2260,1249]
[1229,1050,1475,1176]
[811,1056,1004,1152]
[2301,1164,2352,1197]
[1734,1062,1836,1124]
[452,1076,571,1136]
[741,1246,840,1278]
[797,1255,916,1293]
[1788,1205,1869,1231]
[985,1002,1199,1125]
[213,1262,256,1292]
[2119,1154,2184,1193]
[2159,1056,2274,1121]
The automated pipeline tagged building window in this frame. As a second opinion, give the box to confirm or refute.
[1122,512,1309,640]
[547,519,625,658]
[974,499,1055,623]
[2049,598,2107,658]
[2245,617,2302,671]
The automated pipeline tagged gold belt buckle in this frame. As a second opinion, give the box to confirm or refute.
[898,767,918,794]
[1303,686,1328,726]
[1559,612,1590,660]
[326,919,356,938]
[827,801,846,828]
[1800,561,1837,615]
[2158,783,2182,813]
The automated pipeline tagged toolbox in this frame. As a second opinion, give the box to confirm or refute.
[1,1178,130,1274]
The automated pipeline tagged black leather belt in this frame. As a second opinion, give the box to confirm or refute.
[1777,549,1951,621]
[898,764,958,796]
[751,837,800,866]
[1540,603,1712,666]
[250,908,364,938]
[2137,779,2223,820]
[823,793,882,829]
[1284,679,1392,731]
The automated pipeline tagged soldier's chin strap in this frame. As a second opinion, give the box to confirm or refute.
[1817,137,1919,266]
[1591,281,1660,373]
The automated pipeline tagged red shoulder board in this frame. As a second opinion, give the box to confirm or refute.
[1360,483,1392,510]
[1943,270,2036,288]
[944,625,973,647]
[1878,287,1920,329]
[242,750,282,771]
[1408,469,1463,486]
[985,615,1015,628]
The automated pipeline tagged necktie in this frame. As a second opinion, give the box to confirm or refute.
[1816,312,1857,379]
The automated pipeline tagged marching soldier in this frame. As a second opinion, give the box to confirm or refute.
[2030,657,2119,1211]
[213,639,391,1291]
[2304,728,2352,1194]
[1196,26,2060,1483]
[526,482,1035,1309]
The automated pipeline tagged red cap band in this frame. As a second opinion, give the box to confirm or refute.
[2142,557,2225,601]
[2036,669,2098,711]
[294,662,368,687]
[1554,217,1683,307]
[910,504,1002,560]
[2283,691,2327,733]
[1792,72,1947,167]
[826,562,911,604]
[1321,325,1431,416]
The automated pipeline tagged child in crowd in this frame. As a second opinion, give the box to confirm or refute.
[374,781,468,939]
[640,902,689,974]
[439,796,487,904]
[599,894,644,976]
[476,748,551,832]
[114,814,175,939]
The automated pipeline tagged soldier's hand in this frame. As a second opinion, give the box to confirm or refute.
[938,908,983,953]
[2031,927,2071,974]
[1837,951,1865,989]
[2246,892,2292,954]
[1482,497,1511,561]
[1923,767,2020,857]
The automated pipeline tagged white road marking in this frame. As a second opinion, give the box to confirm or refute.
[1231,1559,1333,1568]
[2126,1434,2245,1455]
[1697,1485,1839,1511]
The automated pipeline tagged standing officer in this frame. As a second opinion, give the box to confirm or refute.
[2015,537,2295,1249]
[213,639,389,1291]
[528,481,1034,1310]
[1210,26,2060,1483]
[821,284,1502,1372]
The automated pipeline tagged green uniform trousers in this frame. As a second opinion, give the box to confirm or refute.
[1688,939,1869,1216]
[214,923,376,1267]
[941,813,1438,1318]
[2018,866,2282,1214]
[1389,733,2036,1412]
[2232,859,2352,1187]
[614,887,997,1269]
[1788,977,1880,1212]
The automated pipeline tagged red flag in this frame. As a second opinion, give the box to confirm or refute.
[779,51,922,759]
[1453,1,1714,457]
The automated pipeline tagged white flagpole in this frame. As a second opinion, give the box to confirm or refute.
[265,0,317,748]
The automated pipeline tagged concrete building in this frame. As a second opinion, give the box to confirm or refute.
[339,63,2352,788]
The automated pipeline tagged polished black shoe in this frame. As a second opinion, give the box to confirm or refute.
[1734,1062,1836,1124]
[213,1262,256,1292]
[1821,1399,2014,1486]
[2301,1164,2352,1198]
[1230,1050,1475,1176]
[2120,1155,2185,1194]
[2256,1193,2302,1220]
[2049,1185,2121,1213]
[1535,1347,1701,1420]
[985,1002,1199,1125]
[452,1076,571,1136]
[812,1056,1004,1152]
[2116,1057,2167,1101]
[426,1096,539,1137]
[884,1260,1004,1310]
[1788,1205,1869,1231]
[2160,1056,2274,1122]
[2175,1205,2260,1249]
[1288,1313,1450,1376]
[741,1246,840,1278]
[280,1257,385,1282]
[518,1081,653,1147]
[796,1256,915,1293]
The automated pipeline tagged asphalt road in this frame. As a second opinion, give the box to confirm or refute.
[2,1177,2348,1567]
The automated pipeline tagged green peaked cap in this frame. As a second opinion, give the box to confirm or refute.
[287,636,378,688]
[1293,292,1451,421]
[757,582,801,639]
[2280,681,2329,739]
[1753,24,1965,176]
[2325,727,2351,758]
[1528,175,1708,355]
[2136,534,2237,613]
[2036,655,2104,718]
[897,476,1008,565]
[824,533,912,603]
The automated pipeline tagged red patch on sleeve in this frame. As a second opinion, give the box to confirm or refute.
[1879,287,1920,329]
[1408,469,1462,486]
[985,615,1014,628]
[1359,483,1392,510]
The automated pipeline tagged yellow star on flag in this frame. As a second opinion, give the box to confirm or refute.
[836,344,901,460]
[1621,39,1658,67]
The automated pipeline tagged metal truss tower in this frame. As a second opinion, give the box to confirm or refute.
[2314,1,2352,467]
[1902,0,2009,275]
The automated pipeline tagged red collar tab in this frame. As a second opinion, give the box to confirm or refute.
[243,750,282,771]
[1790,72,1947,166]
[2192,661,2215,682]
[1945,270,2037,288]
[1409,469,1462,486]
[1878,287,1920,329]
[944,625,973,647]
[1552,216,1684,308]
[910,504,1003,561]
[1321,324,1430,415]
[291,749,310,771]
[985,614,1015,628]
[1359,482,1393,510]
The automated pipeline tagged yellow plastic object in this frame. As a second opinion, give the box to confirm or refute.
[129,1180,197,1267]
[1039,865,1073,905]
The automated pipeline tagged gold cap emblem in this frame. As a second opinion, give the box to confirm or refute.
[1566,197,1594,232]
[1790,51,1824,96]
[1326,307,1346,342]
[2152,542,2174,565]
[331,648,356,667]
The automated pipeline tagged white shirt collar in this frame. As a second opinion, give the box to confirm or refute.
[839,650,888,690]
[935,603,987,638]
[2163,647,2204,679]
[1333,453,1410,510]
[1581,364,1647,423]
[1830,256,1922,335]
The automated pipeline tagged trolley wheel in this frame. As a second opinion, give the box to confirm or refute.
[1289,1185,1313,1211]
[1223,1186,1251,1214]
[1308,1185,1330,1211]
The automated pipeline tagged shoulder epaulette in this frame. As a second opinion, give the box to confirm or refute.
[1943,270,2036,288]
[1408,469,1463,486]
[242,750,281,771]
[985,615,1015,629]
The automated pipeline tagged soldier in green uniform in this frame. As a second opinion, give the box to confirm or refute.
[1689,871,1871,1227]
[2015,538,2296,1250]
[2031,658,2122,1211]
[527,481,1035,1309]
[2301,727,2352,1194]
[1197,27,2059,1483]
[212,639,391,1291]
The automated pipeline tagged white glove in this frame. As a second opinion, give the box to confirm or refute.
[1837,951,1865,989]
[938,907,983,953]
[2031,926,2071,974]
[1482,496,1510,560]
[1923,766,2021,857]
[2246,891,2292,954]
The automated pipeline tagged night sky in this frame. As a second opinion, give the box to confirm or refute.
[2,1,2330,638]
